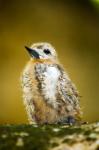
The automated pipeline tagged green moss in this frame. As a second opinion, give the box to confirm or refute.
[51,142,59,148]
[62,138,75,145]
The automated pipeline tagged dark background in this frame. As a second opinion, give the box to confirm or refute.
[0,0,99,123]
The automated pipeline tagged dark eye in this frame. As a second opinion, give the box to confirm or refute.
[43,49,51,55]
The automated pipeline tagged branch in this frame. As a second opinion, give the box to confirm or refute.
[0,123,99,150]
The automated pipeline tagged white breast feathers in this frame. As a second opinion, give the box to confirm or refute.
[36,64,61,108]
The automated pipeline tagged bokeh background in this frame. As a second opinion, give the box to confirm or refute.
[0,0,99,124]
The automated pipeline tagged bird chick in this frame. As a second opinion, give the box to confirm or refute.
[21,42,82,125]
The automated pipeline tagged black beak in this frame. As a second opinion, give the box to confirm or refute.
[25,46,40,59]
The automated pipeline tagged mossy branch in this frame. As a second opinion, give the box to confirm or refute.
[0,123,99,150]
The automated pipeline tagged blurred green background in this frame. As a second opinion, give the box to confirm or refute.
[0,0,99,124]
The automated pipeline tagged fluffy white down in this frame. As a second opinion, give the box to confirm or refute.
[42,66,60,108]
